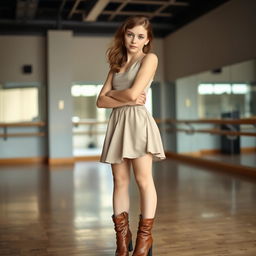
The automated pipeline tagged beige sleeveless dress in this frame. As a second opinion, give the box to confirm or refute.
[100,55,166,164]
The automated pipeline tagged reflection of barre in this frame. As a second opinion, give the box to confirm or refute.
[73,131,106,135]
[165,128,256,137]
[164,118,256,125]
[0,132,45,139]
[73,121,108,126]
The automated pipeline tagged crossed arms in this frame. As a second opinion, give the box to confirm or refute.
[96,53,158,108]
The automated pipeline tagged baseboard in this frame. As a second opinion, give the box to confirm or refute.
[74,155,101,162]
[165,151,256,178]
[48,157,75,165]
[241,147,256,153]
[0,156,99,165]
[179,150,220,157]
[0,157,47,165]
[180,151,202,157]
[200,149,221,156]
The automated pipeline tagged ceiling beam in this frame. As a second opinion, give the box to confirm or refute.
[84,0,111,21]
[57,0,68,28]
[58,0,68,16]
[107,0,187,21]
[148,0,181,19]
[0,18,173,32]
[111,0,189,6]
[103,10,172,17]
[108,0,130,21]
[68,0,81,19]
[168,0,189,7]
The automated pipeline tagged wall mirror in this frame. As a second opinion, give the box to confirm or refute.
[175,59,256,169]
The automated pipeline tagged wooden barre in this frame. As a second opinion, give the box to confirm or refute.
[0,122,46,127]
[73,131,106,135]
[0,132,46,138]
[165,118,256,125]
[73,121,108,125]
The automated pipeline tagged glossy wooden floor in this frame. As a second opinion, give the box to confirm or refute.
[202,152,256,169]
[1,159,256,256]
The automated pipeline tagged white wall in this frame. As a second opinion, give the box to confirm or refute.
[47,30,74,160]
[0,35,47,159]
[0,35,46,84]
[0,35,165,86]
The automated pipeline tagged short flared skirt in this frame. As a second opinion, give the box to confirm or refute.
[100,105,166,164]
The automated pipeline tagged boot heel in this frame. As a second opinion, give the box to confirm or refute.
[148,246,152,256]
[128,239,133,251]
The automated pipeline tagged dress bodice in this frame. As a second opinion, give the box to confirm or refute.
[112,55,153,93]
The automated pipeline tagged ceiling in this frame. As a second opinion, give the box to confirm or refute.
[0,0,230,37]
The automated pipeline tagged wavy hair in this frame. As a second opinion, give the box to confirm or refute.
[106,15,153,72]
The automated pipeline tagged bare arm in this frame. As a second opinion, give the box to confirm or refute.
[96,70,146,108]
[106,53,158,102]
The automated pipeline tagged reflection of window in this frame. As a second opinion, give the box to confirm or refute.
[232,84,249,94]
[198,83,251,118]
[71,84,107,156]
[71,84,152,122]
[198,83,249,95]
[0,87,39,122]
[71,84,152,156]
[71,84,107,122]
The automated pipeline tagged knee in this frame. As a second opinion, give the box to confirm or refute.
[113,175,130,189]
[134,175,152,190]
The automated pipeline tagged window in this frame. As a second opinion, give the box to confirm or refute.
[0,86,39,123]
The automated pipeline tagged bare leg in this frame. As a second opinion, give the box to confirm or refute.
[111,158,131,215]
[131,154,157,218]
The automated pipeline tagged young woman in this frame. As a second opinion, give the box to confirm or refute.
[96,15,165,256]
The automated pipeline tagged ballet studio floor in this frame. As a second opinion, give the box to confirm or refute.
[0,158,256,256]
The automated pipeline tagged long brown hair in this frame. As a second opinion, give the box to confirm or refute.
[106,16,153,72]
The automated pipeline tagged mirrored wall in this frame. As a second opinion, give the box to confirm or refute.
[175,59,256,169]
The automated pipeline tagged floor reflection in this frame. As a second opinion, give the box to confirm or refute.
[202,152,256,169]
[73,162,113,229]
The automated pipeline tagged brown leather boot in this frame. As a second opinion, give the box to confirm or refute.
[132,215,154,256]
[112,212,133,256]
